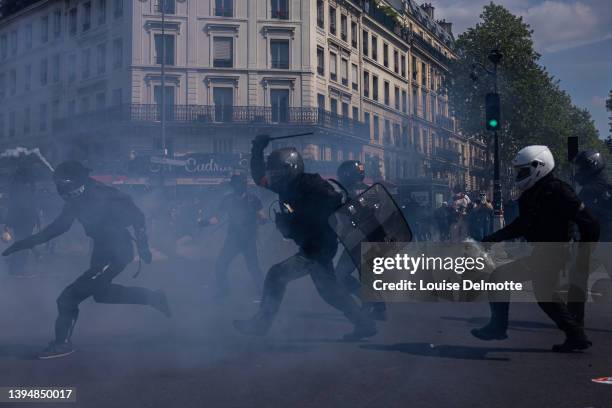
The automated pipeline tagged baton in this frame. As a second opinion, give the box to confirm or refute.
[269,132,314,141]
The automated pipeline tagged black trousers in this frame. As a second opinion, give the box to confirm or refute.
[215,234,262,294]
[487,248,581,335]
[254,252,373,329]
[54,232,155,343]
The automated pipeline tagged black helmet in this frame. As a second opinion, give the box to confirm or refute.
[337,160,365,188]
[52,160,91,199]
[229,171,247,193]
[575,150,605,184]
[265,147,304,192]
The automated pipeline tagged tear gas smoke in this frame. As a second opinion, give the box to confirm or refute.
[0,147,55,172]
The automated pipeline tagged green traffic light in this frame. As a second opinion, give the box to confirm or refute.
[488,119,498,128]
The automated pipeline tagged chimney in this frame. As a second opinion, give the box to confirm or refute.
[420,3,435,19]
[438,19,453,36]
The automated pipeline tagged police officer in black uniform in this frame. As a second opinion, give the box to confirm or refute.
[2,161,171,359]
[202,172,265,298]
[335,160,387,321]
[472,146,599,352]
[233,136,376,340]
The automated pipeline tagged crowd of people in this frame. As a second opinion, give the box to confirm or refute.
[0,137,610,358]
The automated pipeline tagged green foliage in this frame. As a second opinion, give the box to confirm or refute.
[448,2,603,177]
[607,89,612,136]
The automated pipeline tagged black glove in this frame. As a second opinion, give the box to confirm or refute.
[135,228,152,264]
[252,134,271,151]
[2,239,33,256]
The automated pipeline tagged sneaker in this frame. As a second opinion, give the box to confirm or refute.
[38,342,75,360]
[552,333,592,353]
[233,319,270,336]
[152,290,172,318]
[342,324,378,341]
[471,324,508,341]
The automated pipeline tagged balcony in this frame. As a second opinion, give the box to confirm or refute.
[411,33,450,65]
[53,104,369,140]
[435,147,461,164]
[435,114,454,132]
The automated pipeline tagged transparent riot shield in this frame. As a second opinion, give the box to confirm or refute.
[329,183,413,268]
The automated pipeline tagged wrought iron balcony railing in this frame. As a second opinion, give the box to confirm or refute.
[53,104,369,140]
[435,114,454,131]
[435,147,461,164]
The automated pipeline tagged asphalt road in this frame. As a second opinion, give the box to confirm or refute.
[1,246,612,408]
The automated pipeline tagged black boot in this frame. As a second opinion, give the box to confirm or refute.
[471,302,509,341]
[552,330,592,353]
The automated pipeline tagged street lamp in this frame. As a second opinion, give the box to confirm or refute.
[159,0,167,157]
[471,48,504,231]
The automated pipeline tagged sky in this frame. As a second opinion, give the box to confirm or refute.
[428,0,612,139]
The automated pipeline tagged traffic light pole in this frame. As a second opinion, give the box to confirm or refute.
[489,50,504,231]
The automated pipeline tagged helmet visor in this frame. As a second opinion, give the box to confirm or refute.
[514,165,532,182]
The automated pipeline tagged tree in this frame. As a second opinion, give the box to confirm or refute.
[448,3,603,186]
[607,89,612,137]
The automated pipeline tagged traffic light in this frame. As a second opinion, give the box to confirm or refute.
[485,93,501,131]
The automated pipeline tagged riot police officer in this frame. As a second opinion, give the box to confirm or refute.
[472,146,599,352]
[233,136,376,341]
[2,161,171,359]
[335,160,387,321]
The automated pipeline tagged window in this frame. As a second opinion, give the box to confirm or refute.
[412,88,417,115]
[384,119,391,142]
[114,0,123,18]
[113,38,123,68]
[401,55,406,77]
[25,23,32,49]
[316,0,324,28]
[393,123,400,145]
[98,0,107,25]
[10,30,17,55]
[329,52,337,81]
[51,100,60,119]
[213,37,233,67]
[24,107,30,134]
[158,0,175,14]
[271,0,289,19]
[39,103,47,131]
[0,113,4,138]
[9,111,15,138]
[9,70,15,95]
[24,65,31,91]
[341,58,348,86]
[362,30,368,55]
[214,0,233,17]
[69,9,77,35]
[0,73,4,99]
[83,2,92,31]
[40,59,47,85]
[212,87,233,122]
[154,85,175,118]
[316,47,324,76]
[330,98,337,114]
[371,35,377,60]
[384,81,389,105]
[82,49,91,78]
[0,35,6,59]
[422,92,427,117]
[351,21,357,48]
[340,15,347,41]
[112,88,122,105]
[67,54,76,82]
[81,96,90,113]
[394,86,399,110]
[364,112,370,136]
[372,75,378,101]
[154,34,175,65]
[394,50,399,73]
[421,62,426,85]
[402,90,407,113]
[97,43,106,74]
[52,54,60,82]
[96,93,106,110]
[383,43,388,67]
[352,106,358,120]
[342,102,349,118]
[270,39,289,69]
[373,115,379,140]
[53,10,62,37]
[271,89,289,123]
[329,7,336,34]
[363,71,369,97]
[317,93,325,110]
[412,56,417,81]
[351,64,358,91]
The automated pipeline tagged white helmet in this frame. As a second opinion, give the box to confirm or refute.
[512,145,555,193]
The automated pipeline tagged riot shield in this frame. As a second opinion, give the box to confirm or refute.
[329,183,413,269]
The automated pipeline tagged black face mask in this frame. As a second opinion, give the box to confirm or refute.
[54,177,86,200]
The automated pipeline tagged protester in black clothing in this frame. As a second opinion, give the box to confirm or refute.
[334,160,387,321]
[233,136,376,341]
[2,161,170,359]
[575,150,611,241]
[472,146,599,352]
[201,172,265,298]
